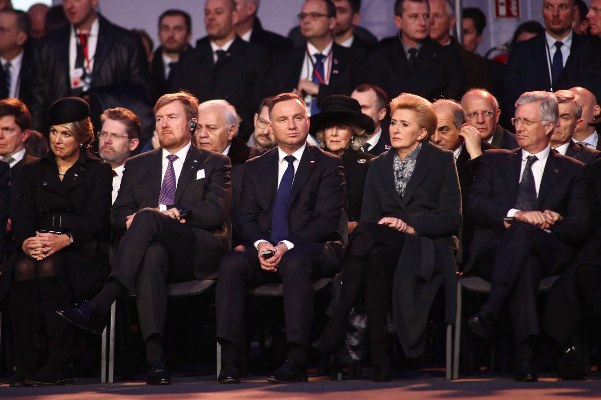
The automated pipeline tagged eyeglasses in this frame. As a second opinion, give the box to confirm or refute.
[465,110,495,120]
[511,117,544,127]
[97,131,130,140]
[297,12,330,20]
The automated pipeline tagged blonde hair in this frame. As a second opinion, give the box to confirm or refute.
[390,93,437,140]
[315,124,368,151]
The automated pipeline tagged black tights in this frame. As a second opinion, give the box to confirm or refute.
[13,253,67,282]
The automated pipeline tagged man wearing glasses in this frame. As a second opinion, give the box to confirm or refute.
[464,91,590,382]
[273,0,362,122]
[98,107,141,204]
[461,88,518,150]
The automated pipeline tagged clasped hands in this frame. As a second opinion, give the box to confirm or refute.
[507,210,563,230]
[125,207,187,229]
[257,242,289,272]
[23,231,70,260]
[378,217,416,234]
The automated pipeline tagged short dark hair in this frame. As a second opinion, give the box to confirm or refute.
[0,98,31,131]
[323,0,337,18]
[463,7,486,36]
[257,97,274,114]
[575,0,588,22]
[0,9,31,36]
[511,20,545,45]
[159,9,192,34]
[354,83,389,115]
[268,93,306,117]
[345,0,361,14]
[100,107,142,139]
[154,91,199,121]
[394,0,429,17]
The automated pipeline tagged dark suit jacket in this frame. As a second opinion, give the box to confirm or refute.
[170,36,270,141]
[490,124,518,150]
[340,148,374,222]
[564,141,601,165]
[249,18,292,54]
[0,42,36,108]
[504,33,601,117]
[0,161,8,239]
[29,14,152,131]
[465,148,591,273]
[150,45,193,102]
[271,43,364,110]
[112,144,232,251]
[365,37,465,101]
[237,144,345,246]
[360,142,462,357]
[450,37,493,92]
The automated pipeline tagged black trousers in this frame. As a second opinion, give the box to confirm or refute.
[216,242,341,348]
[110,209,224,340]
[474,222,573,342]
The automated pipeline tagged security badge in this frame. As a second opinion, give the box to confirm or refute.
[70,68,92,90]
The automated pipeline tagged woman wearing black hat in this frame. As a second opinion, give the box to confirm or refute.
[314,93,461,381]
[7,97,112,386]
[312,95,375,233]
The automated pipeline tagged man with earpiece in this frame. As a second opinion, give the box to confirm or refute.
[57,91,232,386]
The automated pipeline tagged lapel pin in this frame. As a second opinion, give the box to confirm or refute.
[358,159,366,164]
[554,168,559,173]
[310,160,315,164]
[74,174,79,177]
[42,181,47,186]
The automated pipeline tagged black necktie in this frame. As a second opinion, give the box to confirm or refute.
[167,61,176,81]
[271,155,295,243]
[3,61,11,98]
[551,41,563,85]
[515,155,538,211]
[310,53,326,116]
[215,50,227,65]
[362,143,370,152]
[408,48,418,70]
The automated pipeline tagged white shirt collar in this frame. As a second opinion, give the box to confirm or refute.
[240,29,252,42]
[3,148,25,167]
[574,130,598,148]
[210,38,235,53]
[554,142,570,155]
[545,30,573,50]
[162,140,192,161]
[338,35,354,48]
[521,145,551,163]
[0,49,23,68]
[277,143,306,163]
[453,144,464,160]
[113,164,125,176]
[307,40,333,58]
[366,129,382,148]
[222,143,232,155]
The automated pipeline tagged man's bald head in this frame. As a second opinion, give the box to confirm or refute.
[569,86,600,140]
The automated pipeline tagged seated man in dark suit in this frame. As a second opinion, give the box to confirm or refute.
[461,88,518,150]
[216,93,345,384]
[552,89,600,164]
[351,83,390,155]
[58,92,232,386]
[365,0,465,101]
[465,91,591,382]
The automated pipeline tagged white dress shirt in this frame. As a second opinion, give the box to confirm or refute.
[69,18,99,76]
[2,148,25,168]
[545,30,572,88]
[554,142,570,156]
[301,41,333,116]
[111,164,125,205]
[210,38,235,63]
[254,143,307,251]
[507,146,551,217]
[573,131,598,148]
[364,129,382,151]
[158,141,191,210]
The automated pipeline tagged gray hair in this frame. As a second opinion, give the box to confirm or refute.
[198,99,239,129]
[515,91,559,124]
[555,89,583,120]
[433,99,465,129]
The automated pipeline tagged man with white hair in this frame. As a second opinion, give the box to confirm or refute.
[465,91,591,382]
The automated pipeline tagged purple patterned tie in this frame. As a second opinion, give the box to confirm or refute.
[158,154,178,206]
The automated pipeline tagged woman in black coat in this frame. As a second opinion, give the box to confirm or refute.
[312,95,375,233]
[314,93,462,381]
[8,98,112,386]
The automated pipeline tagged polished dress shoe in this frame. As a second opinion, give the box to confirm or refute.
[24,364,73,386]
[515,370,538,382]
[146,361,171,385]
[267,359,308,383]
[467,311,493,339]
[218,366,241,384]
[56,301,107,335]
[514,341,537,382]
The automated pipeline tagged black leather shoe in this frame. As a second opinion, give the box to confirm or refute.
[267,359,308,383]
[467,311,493,339]
[56,301,107,335]
[146,362,171,385]
[218,366,241,384]
[24,364,73,387]
[515,370,538,382]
